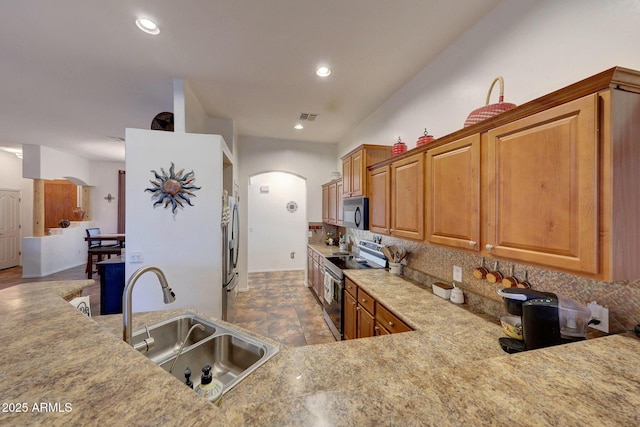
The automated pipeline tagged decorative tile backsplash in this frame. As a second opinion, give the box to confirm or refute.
[346,229,640,334]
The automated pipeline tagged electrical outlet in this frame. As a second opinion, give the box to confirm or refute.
[130,252,144,264]
[453,265,462,282]
[587,301,609,333]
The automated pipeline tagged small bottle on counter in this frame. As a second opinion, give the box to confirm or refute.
[195,364,224,406]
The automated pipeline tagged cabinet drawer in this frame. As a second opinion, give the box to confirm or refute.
[312,251,320,262]
[374,321,391,336]
[376,304,411,334]
[308,247,314,257]
[345,278,357,299]
[357,288,375,314]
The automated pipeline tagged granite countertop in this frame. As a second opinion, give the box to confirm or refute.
[308,243,346,258]
[2,271,639,426]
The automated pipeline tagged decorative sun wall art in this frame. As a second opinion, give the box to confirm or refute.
[145,162,202,214]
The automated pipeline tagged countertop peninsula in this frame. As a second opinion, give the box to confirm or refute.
[2,269,639,426]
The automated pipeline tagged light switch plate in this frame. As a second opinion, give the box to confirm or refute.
[130,252,144,263]
[453,265,462,282]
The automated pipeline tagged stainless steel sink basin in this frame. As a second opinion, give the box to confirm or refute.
[332,251,350,256]
[132,313,216,364]
[133,312,279,395]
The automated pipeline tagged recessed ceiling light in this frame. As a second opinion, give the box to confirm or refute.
[136,18,160,35]
[316,66,332,77]
[294,123,304,130]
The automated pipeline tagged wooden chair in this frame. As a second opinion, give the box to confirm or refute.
[86,228,121,279]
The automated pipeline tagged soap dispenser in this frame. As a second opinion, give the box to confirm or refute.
[184,367,193,389]
[195,364,224,406]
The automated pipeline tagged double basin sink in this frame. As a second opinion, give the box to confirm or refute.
[131,313,279,396]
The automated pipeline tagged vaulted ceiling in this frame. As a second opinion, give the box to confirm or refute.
[0,0,499,161]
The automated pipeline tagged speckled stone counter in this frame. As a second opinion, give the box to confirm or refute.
[308,243,345,258]
[221,269,640,426]
[0,281,225,426]
[2,273,639,426]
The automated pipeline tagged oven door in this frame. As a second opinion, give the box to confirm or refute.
[322,268,344,340]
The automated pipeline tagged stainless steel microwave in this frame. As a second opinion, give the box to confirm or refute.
[343,197,369,230]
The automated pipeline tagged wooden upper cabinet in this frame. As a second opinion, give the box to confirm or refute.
[426,134,480,251]
[390,152,425,240]
[351,150,364,196]
[368,165,391,234]
[341,145,392,198]
[485,94,599,275]
[328,181,338,224]
[321,184,330,223]
[337,180,344,225]
[342,156,352,196]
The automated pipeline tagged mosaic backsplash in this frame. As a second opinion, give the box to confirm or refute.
[346,229,640,334]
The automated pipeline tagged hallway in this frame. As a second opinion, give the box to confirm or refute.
[235,271,335,347]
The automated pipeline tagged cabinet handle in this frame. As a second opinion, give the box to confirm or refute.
[351,301,356,306]
[388,321,394,327]
[469,241,477,247]
[485,244,494,250]
[374,326,379,331]
[390,229,394,232]
[356,306,360,311]
[361,298,366,303]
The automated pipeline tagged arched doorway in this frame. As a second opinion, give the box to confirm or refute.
[247,171,307,272]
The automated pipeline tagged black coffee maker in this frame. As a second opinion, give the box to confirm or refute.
[497,288,593,353]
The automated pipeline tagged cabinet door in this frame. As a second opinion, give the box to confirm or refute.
[337,180,344,224]
[485,94,598,274]
[391,153,425,240]
[322,184,330,223]
[426,134,480,250]
[307,253,313,287]
[328,182,338,224]
[351,150,364,196]
[314,260,324,303]
[342,157,352,196]
[369,165,391,234]
[343,291,357,340]
[357,306,375,338]
[374,321,391,336]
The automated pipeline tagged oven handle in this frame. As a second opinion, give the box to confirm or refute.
[324,267,342,283]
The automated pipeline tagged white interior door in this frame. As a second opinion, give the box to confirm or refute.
[0,190,20,270]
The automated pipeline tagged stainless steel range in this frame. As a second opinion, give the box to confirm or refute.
[322,241,387,340]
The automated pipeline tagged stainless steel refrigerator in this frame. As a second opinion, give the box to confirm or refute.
[222,196,239,322]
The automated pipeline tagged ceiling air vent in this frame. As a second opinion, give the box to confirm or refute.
[299,113,318,121]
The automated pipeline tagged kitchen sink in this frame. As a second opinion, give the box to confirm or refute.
[133,312,279,396]
[332,251,350,256]
[131,313,216,364]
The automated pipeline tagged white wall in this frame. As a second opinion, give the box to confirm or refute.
[125,128,224,318]
[248,172,307,272]
[22,223,90,277]
[22,144,92,184]
[90,161,124,233]
[237,135,337,290]
[340,0,640,156]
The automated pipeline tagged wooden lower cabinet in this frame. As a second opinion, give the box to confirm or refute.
[374,321,391,336]
[343,291,357,340]
[343,278,412,340]
[307,248,324,303]
[357,305,375,338]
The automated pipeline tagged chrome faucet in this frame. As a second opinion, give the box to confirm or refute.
[123,266,176,346]
[169,323,205,374]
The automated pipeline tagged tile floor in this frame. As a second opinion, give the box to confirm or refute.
[235,271,336,347]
